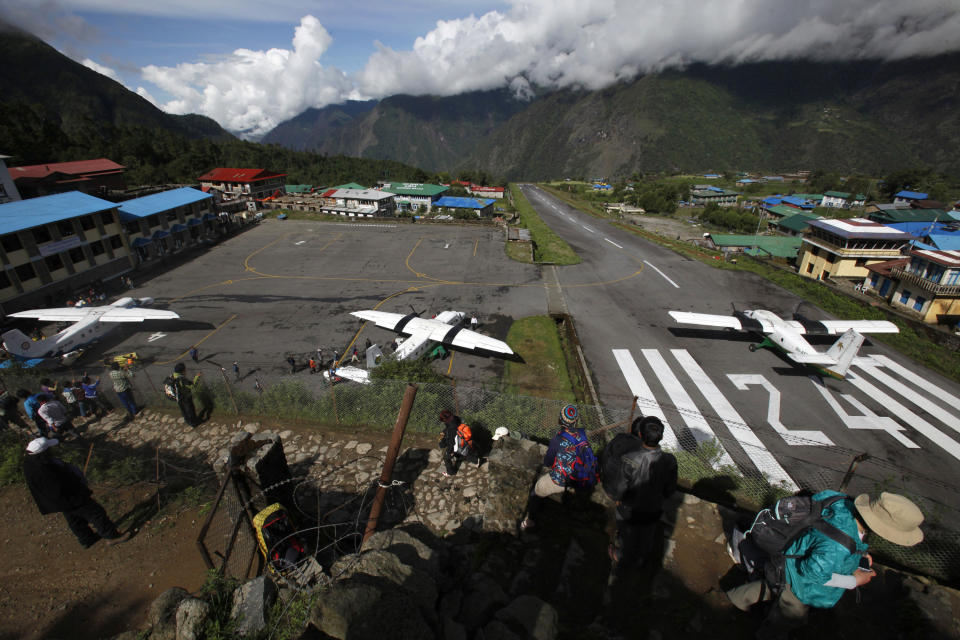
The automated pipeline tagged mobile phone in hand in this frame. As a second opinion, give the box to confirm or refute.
[858,556,872,571]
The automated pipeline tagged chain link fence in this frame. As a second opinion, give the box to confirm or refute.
[2,364,958,584]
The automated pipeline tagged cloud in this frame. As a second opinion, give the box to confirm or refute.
[81,57,120,82]
[357,0,960,97]
[141,15,361,137]
[136,86,158,106]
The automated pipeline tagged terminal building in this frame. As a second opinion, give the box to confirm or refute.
[118,187,215,262]
[797,218,914,282]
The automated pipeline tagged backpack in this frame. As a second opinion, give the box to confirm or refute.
[454,423,473,455]
[162,376,179,402]
[553,430,599,490]
[739,494,860,595]
[600,432,644,499]
[253,503,307,578]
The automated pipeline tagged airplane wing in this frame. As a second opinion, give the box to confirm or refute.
[98,308,180,322]
[789,353,838,365]
[668,311,775,333]
[7,307,92,322]
[351,310,513,355]
[784,319,899,335]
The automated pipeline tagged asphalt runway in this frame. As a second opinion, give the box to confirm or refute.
[520,185,960,524]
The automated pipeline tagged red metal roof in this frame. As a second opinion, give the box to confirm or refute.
[198,168,287,183]
[472,186,504,192]
[10,158,125,180]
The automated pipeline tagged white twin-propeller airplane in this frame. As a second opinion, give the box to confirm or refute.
[668,309,899,379]
[2,297,179,363]
[350,309,513,361]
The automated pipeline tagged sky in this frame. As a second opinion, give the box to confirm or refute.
[2,0,959,138]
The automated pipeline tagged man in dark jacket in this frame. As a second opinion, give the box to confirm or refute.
[23,437,129,547]
[172,362,202,427]
[609,416,677,573]
[600,416,646,499]
[438,410,477,477]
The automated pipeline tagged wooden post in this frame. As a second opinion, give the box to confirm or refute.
[82,443,95,475]
[839,452,869,493]
[219,367,240,415]
[452,379,460,415]
[627,395,639,425]
[363,383,418,543]
[330,378,340,424]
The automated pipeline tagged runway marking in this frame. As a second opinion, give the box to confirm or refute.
[728,374,834,446]
[852,359,960,437]
[862,354,960,411]
[810,380,918,448]
[147,332,166,343]
[612,349,680,450]
[643,260,679,289]
[155,314,238,365]
[295,240,306,245]
[604,238,623,249]
[672,350,796,489]
[581,225,595,233]
[642,348,735,467]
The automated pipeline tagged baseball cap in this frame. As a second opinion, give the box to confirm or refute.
[26,437,59,454]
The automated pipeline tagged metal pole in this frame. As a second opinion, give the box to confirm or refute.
[330,378,340,424]
[452,379,460,415]
[363,383,418,544]
[219,367,240,415]
[627,395,639,425]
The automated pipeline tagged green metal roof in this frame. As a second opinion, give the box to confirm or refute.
[709,234,802,258]
[823,191,851,198]
[382,182,448,197]
[334,182,366,190]
[790,193,823,201]
[869,208,949,223]
[775,213,820,232]
[764,204,812,217]
[285,184,314,193]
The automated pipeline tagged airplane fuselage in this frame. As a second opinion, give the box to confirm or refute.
[394,310,465,360]
[741,310,818,357]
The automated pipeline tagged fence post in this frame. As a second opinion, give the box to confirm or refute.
[330,379,340,424]
[627,395,638,425]
[452,379,460,415]
[219,367,240,415]
[363,383,418,543]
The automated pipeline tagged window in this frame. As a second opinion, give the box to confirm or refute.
[57,220,75,237]
[80,215,96,231]
[68,247,85,265]
[913,296,926,312]
[855,258,866,267]
[1,234,22,253]
[147,214,160,228]
[109,235,123,250]
[870,274,879,288]
[32,226,52,244]
[810,247,819,257]
[0,270,9,289]
[899,290,911,305]
[166,210,179,222]
[100,211,115,226]
[44,254,64,272]
[15,263,35,281]
[90,240,105,256]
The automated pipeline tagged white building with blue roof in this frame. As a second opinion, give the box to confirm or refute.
[118,187,214,262]
[432,196,496,217]
[0,191,129,311]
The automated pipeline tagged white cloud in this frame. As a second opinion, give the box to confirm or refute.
[81,57,120,82]
[135,86,158,106]
[141,15,361,137]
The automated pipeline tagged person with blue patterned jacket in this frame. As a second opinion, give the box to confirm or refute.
[727,491,924,639]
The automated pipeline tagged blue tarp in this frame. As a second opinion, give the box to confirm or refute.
[131,237,153,247]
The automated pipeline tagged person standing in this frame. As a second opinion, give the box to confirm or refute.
[17,389,51,436]
[308,357,317,374]
[23,437,130,548]
[62,380,85,418]
[254,378,264,395]
[437,410,478,477]
[351,348,360,364]
[189,346,199,363]
[108,362,137,417]
[520,405,598,531]
[0,388,28,431]
[81,375,112,418]
[608,416,677,573]
[172,362,202,427]
[287,355,297,374]
[232,361,241,381]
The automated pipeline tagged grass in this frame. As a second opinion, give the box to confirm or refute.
[508,184,581,265]
[503,316,575,401]
[504,240,533,263]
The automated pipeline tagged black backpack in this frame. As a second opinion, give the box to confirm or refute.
[600,433,643,499]
[739,494,860,596]
[162,376,179,402]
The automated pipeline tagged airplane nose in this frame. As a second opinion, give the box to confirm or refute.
[140,297,155,306]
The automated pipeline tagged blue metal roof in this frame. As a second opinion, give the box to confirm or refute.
[433,196,495,209]
[117,187,211,221]
[0,191,116,235]
[895,190,928,200]
[926,233,960,251]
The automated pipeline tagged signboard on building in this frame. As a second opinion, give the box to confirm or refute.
[38,236,82,257]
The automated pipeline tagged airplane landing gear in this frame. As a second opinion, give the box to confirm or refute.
[748,343,758,352]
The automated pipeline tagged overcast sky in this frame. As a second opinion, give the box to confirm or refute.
[2,0,959,138]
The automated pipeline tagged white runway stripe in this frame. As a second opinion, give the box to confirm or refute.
[862,355,960,410]
[643,261,679,288]
[605,238,623,249]
[672,350,797,489]
[612,349,679,450]
[845,372,960,462]
[642,349,735,468]
[854,359,960,437]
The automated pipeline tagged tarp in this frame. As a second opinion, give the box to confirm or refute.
[152,229,171,239]
[187,218,203,227]
[131,237,153,247]
[170,224,187,232]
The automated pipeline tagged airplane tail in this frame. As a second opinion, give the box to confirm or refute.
[823,328,865,379]
[1,328,52,359]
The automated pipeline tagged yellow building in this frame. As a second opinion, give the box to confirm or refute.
[865,249,960,325]
[797,218,913,282]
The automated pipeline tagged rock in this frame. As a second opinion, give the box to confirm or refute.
[345,440,358,449]
[463,487,477,498]
[481,620,524,640]
[460,574,508,630]
[332,549,437,615]
[147,587,189,640]
[495,595,558,640]
[175,598,210,640]
[243,423,259,433]
[356,443,372,455]
[442,616,467,640]
[682,493,701,505]
[361,526,441,580]
[662,539,677,564]
[230,576,277,638]
[312,575,434,639]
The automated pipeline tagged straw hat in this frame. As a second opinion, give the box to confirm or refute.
[854,492,924,546]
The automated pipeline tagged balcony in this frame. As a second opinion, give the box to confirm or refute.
[891,267,960,297]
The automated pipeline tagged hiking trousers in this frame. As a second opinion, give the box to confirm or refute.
[726,579,807,639]
[63,498,122,547]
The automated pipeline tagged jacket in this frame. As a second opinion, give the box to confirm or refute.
[600,432,644,498]
[172,372,200,402]
[784,490,868,608]
[23,454,92,514]
[439,416,461,451]
[615,446,678,520]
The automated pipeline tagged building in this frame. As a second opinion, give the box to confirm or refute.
[432,196,495,217]
[893,190,929,207]
[867,206,952,226]
[707,234,802,260]
[690,187,739,207]
[198,168,287,203]
[285,184,314,194]
[118,187,215,263]
[380,183,448,213]
[863,249,960,325]
[0,192,130,313]
[317,188,396,217]
[821,191,866,208]
[797,218,914,282]
[469,185,505,199]
[772,212,821,237]
[9,158,126,199]
[0,155,20,204]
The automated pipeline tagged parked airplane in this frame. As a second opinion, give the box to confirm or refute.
[350,310,513,361]
[668,309,899,379]
[2,297,179,362]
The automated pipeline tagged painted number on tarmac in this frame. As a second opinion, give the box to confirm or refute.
[147,332,167,342]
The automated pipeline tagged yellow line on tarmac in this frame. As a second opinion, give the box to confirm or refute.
[155,313,238,366]
[473,239,478,257]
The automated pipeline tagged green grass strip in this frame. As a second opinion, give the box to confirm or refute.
[508,184,581,265]
[503,315,576,401]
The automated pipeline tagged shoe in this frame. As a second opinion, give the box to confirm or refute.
[519,518,534,532]
[106,531,132,546]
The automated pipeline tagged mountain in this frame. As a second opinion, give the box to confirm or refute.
[262,89,530,172]
[0,20,233,152]
[265,56,960,180]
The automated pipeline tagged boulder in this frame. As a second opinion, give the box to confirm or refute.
[175,598,210,640]
[312,575,434,639]
[494,595,558,640]
[361,526,441,580]
[230,576,277,638]
[480,620,524,640]
[459,574,509,630]
[331,549,437,614]
[147,587,189,640]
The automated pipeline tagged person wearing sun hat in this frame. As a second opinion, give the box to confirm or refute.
[727,489,924,638]
[22,437,130,548]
